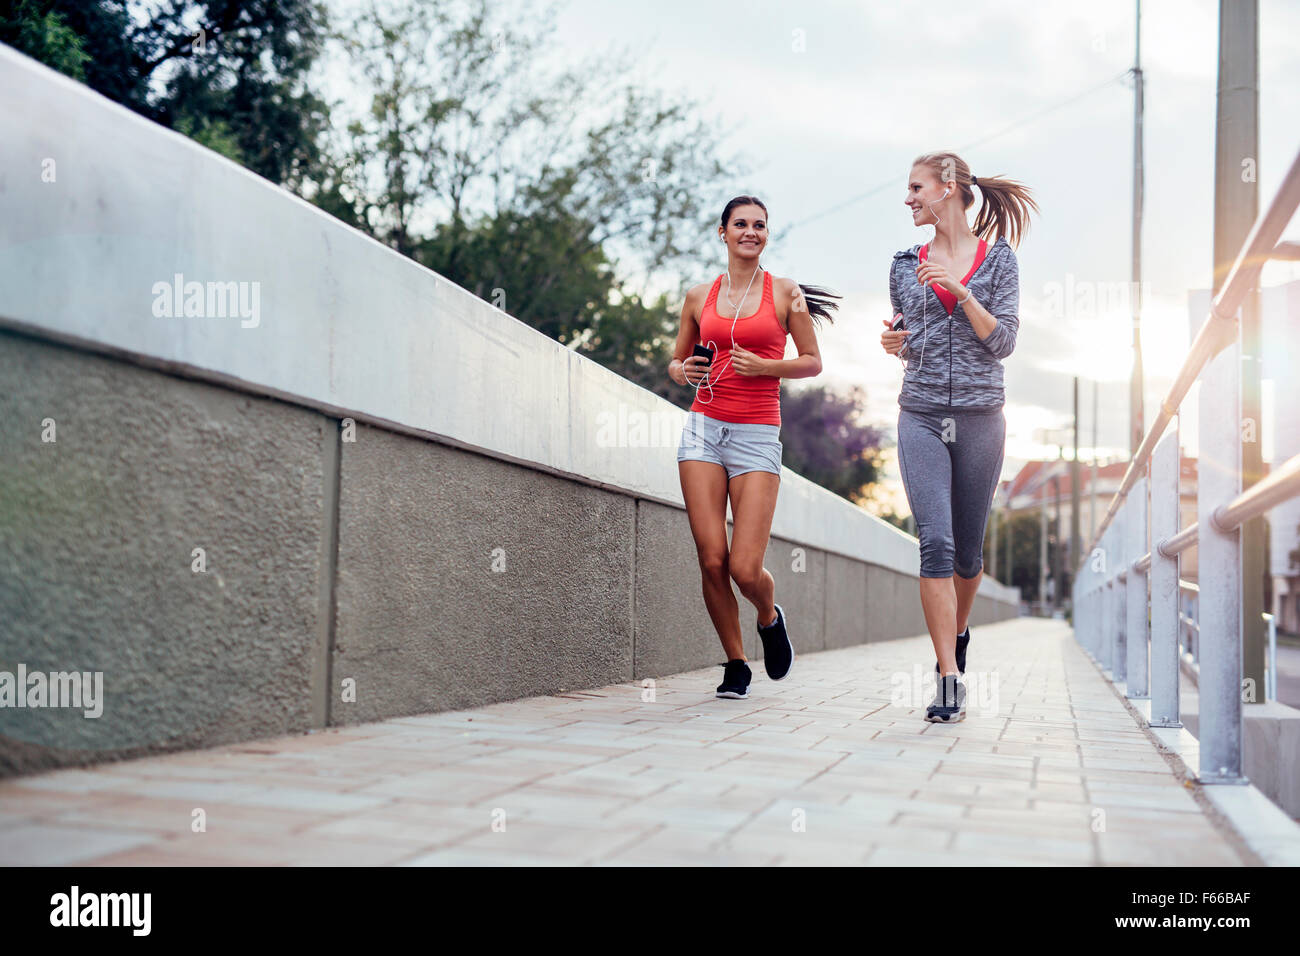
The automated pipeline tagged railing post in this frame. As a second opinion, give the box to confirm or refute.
[1100,530,1113,673]
[1087,577,1098,659]
[1197,321,1247,784]
[1149,429,1181,726]
[1126,476,1150,698]
[1090,585,1099,659]
[1089,579,1099,659]
[1072,575,1081,645]
[1266,612,1277,701]
[1113,504,1128,683]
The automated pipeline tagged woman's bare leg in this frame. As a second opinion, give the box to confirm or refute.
[919,577,959,675]
[679,460,744,660]
[725,470,781,626]
[954,570,982,635]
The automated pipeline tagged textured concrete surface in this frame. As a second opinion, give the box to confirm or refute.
[0,332,330,775]
[765,537,828,654]
[632,498,728,677]
[824,553,867,650]
[0,619,1258,866]
[332,422,636,722]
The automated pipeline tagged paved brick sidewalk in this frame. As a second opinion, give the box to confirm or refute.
[0,618,1253,866]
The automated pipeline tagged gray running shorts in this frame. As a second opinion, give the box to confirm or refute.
[677,411,782,480]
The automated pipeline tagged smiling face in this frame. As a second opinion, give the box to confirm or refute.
[905,164,948,226]
[719,203,767,258]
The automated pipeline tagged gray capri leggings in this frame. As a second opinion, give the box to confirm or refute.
[896,407,1006,579]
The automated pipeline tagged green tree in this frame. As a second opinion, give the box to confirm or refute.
[1,1,331,189]
[0,0,90,78]
[988,510,1043,602]
[326,0,733,308]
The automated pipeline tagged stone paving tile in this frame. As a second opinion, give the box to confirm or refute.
[57,797,351,839]
[517,768,677,800]
[0,782,143,816]
[6,769,152,794]
[866,846,1029,866]
[1095,832,1245,866]
[0,618,1254,866]
[295,804,495,847]
[90,830,419,866]
[448,819,656,863]
[950,829,1097,864]
[0,823,158,865]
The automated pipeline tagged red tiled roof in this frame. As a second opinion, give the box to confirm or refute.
[1001,455,1216,504]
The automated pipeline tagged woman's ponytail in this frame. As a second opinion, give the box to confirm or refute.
[912,152,1040,249]
[798,284,841,328]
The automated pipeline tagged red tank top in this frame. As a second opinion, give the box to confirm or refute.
[690,270,785,425]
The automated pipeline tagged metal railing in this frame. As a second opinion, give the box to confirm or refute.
[1072,145,1300,785]
[1172,579,1276,702]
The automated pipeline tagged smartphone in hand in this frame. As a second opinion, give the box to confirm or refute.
[891,313,905,331]
[692,343,714,366]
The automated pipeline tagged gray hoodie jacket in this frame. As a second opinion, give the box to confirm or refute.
[889,236,1020,411]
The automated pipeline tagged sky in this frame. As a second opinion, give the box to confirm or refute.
[542,0,1300,514]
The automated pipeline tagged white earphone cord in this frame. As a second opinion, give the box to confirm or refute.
[911,184,950,375]
[690,265,762,405]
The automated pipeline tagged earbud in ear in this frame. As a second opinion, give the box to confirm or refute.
[942,186,952,198]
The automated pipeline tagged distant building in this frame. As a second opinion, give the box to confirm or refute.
[994,455,1201,596]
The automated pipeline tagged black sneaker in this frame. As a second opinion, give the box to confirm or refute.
[925,673,966,723]
[757,604,793,681]
[934,626,971,676]
[716,659,752,699]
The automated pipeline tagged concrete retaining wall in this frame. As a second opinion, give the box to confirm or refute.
[0,46,1017,775]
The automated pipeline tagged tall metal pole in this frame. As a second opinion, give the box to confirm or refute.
[1213,0,1264,702]
[1198,0,1255,779]
[1130,0,1146,458]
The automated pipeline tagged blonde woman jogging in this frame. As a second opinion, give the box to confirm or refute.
[880,153,1037,722]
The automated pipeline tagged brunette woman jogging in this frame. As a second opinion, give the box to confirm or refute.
[669,195,839,700]
[879,152,1037,723]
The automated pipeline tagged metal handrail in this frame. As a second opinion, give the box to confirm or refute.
[1120,451,1300,577]
[1212,451,1300,531]
[1159,523,1199,557]
[1079,146,1300,567]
